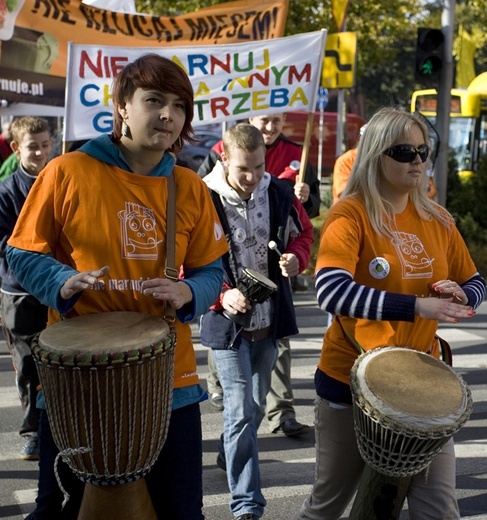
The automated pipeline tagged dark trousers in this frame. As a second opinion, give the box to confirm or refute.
[27,403,204,520]
[0,292,47,436]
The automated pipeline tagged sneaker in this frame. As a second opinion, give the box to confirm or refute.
[20,434,39,461]
[209,392,224,411]
[236,514,260,519]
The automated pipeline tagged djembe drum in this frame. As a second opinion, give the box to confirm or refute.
[31,312,176,520]
[223,267,278,327]
[349,346,472,519]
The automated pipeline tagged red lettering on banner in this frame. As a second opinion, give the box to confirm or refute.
[210,97,230,117]
[210,55,231,74]
[79,51,129,79]
[289,63,311,83]
[248,70,270,87]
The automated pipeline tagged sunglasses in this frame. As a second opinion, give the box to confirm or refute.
[384,144,429,163]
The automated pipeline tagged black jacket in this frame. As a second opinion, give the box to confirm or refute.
[200,177,299,349]
[0,166,36,293]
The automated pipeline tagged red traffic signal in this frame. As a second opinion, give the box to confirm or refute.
[415,28,444,85]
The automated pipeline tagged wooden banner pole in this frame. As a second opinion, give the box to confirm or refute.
[297,111,315,184]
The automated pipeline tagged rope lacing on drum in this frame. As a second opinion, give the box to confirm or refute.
[55,447,92,509]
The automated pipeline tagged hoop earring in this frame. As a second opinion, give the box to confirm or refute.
[176,136,182,148]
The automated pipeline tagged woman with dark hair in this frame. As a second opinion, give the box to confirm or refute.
[7,54,228,520]
[295,106,486,520]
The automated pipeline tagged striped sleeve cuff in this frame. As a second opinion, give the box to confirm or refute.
[461,273,486,310]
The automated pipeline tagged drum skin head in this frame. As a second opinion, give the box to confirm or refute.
[242,267,278,291]
[365,349,463,418]
[39,312,170,355]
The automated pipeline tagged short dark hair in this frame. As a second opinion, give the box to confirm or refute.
[111,54,194,152]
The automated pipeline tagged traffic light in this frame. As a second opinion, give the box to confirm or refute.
[415,28,444,85]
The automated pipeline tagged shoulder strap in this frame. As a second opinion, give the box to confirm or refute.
[163,172,177,321]
[209,189,239,287]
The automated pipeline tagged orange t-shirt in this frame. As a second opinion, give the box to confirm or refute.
[315,196,478,384]
[9,151,228,389]
[332,148,357,204]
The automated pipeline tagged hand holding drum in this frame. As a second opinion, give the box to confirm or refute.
[222,267,277,328]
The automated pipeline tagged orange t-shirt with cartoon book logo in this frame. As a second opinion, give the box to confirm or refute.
[9,151,228,389]
[315,196,478,385]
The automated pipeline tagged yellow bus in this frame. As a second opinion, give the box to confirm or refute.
[411,72,487,178]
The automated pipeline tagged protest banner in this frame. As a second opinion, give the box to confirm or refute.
[0,0,289,107]
[63,30,327,141]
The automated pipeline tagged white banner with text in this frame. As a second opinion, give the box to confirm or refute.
[64,30,327,141]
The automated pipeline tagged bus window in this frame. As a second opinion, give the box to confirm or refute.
[479,114,487,161]
[449,117,476,172]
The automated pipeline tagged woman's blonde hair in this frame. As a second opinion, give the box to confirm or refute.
[342,106,453,236]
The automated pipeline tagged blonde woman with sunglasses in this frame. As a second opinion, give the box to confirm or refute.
[295,106,485,520]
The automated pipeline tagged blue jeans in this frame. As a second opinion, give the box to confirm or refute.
[27,403,204,520]
[212,335,278,518]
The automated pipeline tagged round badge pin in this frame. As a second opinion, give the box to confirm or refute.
[290,160,301,171]
[234,228,247,243]
[369,257,390,279]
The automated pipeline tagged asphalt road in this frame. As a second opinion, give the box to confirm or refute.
[1,286,486,519]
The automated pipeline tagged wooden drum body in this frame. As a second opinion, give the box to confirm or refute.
[31,312,176,519]
[350,346,472,478]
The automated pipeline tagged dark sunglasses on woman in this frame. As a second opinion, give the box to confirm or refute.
[384,144,429,163]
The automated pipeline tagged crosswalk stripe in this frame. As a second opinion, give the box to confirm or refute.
[13,490,36,518]
[2,319,487,517]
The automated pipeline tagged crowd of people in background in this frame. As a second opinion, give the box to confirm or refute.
[0,117,53,462]
[0,55,485,520]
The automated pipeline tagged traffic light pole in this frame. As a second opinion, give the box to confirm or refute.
[335,21,347,161]
[434,0,455,207]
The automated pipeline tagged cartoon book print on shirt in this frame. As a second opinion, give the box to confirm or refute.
[392,231,434,278]
[118,202,163,259]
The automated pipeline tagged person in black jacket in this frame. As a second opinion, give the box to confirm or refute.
[200,123,313,519]
[200,113,319,435]
[0,116,52,460]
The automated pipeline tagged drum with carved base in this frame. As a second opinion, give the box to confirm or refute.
[349,346,472,519]
[31,311,176,520]
[350,346,472,478]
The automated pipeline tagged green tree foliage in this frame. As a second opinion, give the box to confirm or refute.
[446,154,487,277]
[134,1,487,118]
[455,0,487,73]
